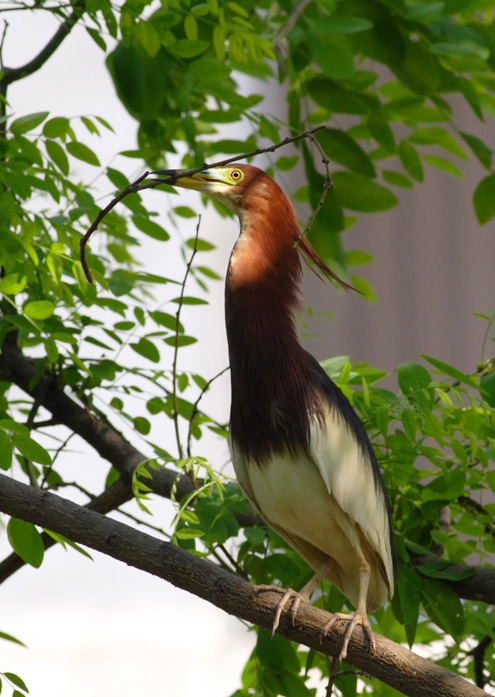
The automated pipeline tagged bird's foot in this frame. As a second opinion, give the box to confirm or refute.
[320,611,375,661]
[254,585,308,635]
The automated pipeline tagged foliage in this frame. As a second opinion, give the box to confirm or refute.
[0,0,495,695]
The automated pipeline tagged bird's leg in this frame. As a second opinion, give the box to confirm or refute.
[255,560,332,635]
[320,556,373,661]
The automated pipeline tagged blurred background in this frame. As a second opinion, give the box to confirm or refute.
[1,7,494,697]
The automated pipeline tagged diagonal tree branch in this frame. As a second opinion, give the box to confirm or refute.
[0,338,195,502]
[0,1,85,90]
[0,473,487,697]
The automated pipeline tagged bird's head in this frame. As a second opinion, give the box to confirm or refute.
[152,164,274,218]
[153,163,355,292]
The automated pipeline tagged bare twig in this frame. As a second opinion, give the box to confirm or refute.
[274,0,313,70]
[186,365,229,457]
[172,217,202,464]
[80,125,328,285]
[294,131,333,246]
[80,170,151,286]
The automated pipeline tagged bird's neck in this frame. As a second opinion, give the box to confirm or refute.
[225,207,303,362]
[225,209,321,464]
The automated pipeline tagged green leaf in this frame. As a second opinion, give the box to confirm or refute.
[332,171,398,212]
[315,16,373,34]
[398,140,424,182]
[317,129,375,178]
[186,238,215,251]
[66,141,101,166]
[132,215,170,241]
[423,155,463,178]
[276,155,298,171]
[130,338,160,363]
[24,300,55,320]
[422,578,464,641]
[306,77,378,115]
[13,435,52,465]
[422,355,478,388]
[134,416,151,435]
[0,273,27,295]
[350,275,376,302]
[480,374,495,407]
[7,518,45,568]
[45,140,70,175]
[107,167,130,189]
[398,363,431,395]
[417,561,475,581]
[164,335,197,347]
[0,430,12,470]
[171,296,208,305]
[346,250,373,267]
[0,630,26,647]
[460,131,492,170]
[4,673,29,693]
[169,39,209,58]
[174,206,197,218]
[408,127,467,160]
[382,170,414,188]
[473,173,495,225]
[43,117,70,138]
[10,111,49,134]
[174,528,205,539]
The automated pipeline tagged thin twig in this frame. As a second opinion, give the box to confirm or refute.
[274,0,313,69]
[172,218,202,465]
[80,125,328,285]
[0,21,8,70]
[80,170,150,286]
[186,365,230,457]
[294,132,333,247]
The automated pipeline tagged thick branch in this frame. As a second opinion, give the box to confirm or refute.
[0,474,487,697]
[413,555,495,605]
[0,475,132,584]
[0,339,195,501]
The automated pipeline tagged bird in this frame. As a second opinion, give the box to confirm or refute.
[154,163,396,660]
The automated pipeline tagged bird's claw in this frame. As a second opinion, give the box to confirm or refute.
[254,585,306,635]
[320,611,375,661]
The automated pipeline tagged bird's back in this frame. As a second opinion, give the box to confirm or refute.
[231,352,395,612]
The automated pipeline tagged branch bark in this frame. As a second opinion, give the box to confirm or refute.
[0,474,487,697]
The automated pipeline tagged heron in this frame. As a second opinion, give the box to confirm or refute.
[155,163,395,660]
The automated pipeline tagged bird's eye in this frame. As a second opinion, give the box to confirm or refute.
[230,169,243,182]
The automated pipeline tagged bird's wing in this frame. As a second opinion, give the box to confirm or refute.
[307,355,395,598]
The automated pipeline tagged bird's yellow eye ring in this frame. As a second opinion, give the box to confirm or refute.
[230,169,243,182]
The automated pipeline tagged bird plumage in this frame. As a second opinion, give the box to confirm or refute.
[158,163,395,658]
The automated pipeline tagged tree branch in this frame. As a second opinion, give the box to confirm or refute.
[413,555,495,605]
[0,338,195,502]
[0,474,487,697]
[0,2,85,89]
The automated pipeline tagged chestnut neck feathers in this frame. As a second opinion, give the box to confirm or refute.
[225,169,325,464]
